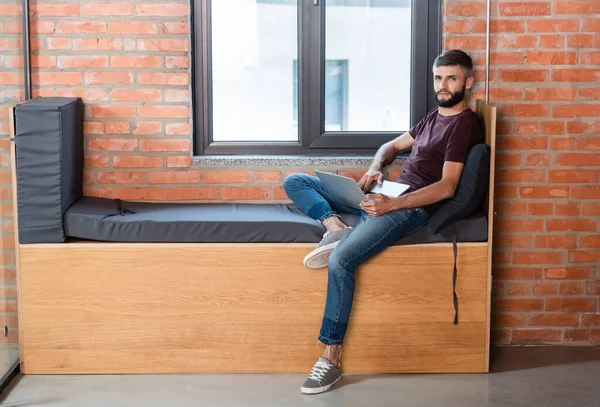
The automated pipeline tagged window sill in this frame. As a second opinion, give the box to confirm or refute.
[191,155,408,167]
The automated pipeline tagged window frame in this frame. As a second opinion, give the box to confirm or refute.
[192,0,442,156]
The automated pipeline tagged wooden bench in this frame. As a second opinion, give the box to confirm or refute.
[9,100,496,374]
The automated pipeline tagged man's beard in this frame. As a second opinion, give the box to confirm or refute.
[435,83,466,108]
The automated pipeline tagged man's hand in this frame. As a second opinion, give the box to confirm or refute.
[359,193,398,216]
[357,168,384,193]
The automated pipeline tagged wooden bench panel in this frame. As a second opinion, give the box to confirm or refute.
[19,242,488,374]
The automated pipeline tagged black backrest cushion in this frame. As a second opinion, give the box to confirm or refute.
[428,143,490,234]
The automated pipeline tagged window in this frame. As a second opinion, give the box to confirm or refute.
[193,0,442,156]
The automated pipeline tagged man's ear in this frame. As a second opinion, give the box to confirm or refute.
[465,75,475,91]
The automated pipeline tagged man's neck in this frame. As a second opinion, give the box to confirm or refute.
[437,101,469,117]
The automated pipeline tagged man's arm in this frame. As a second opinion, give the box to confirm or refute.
[360,160,464,216]
[357,132,415,192]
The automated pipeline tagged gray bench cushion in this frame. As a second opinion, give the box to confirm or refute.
[64,197,488,245]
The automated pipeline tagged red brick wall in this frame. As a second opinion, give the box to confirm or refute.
[0,0,599,346]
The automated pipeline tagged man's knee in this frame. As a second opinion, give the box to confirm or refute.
[283,173,309,194]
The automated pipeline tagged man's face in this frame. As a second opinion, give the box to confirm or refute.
[433,65,471,108]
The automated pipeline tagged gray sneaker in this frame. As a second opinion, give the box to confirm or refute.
[303,228,352,269]
[300,357,342,395]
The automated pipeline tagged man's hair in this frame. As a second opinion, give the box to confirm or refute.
[433,50,473,79]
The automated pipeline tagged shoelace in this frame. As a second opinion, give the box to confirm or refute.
[307,360,332,382]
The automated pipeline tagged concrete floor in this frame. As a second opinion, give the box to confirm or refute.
[1,347,599,407]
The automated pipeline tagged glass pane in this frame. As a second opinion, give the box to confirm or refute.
[325,0,412,132]
[211,0,298,142]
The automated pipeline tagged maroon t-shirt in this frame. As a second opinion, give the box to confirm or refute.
[395,107,484,212]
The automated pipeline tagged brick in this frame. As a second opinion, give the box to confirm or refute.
[494,251,512,265]
[492,314,526,328]
[507,283,530,296]
[551,138,576,150]
[519,186,569,199]
[496,299,544,312]
[548,170,599,183]
[579,88,600,100]
[580,235,600,248]
[57,88,108,102]
[0,4,20,16]
[583,19,600,32]
[139,106,189,119]
[32,72,82,86]
[569,250,600,263]
[572,186,600,199]
[84,155,110,168]
[164,22,189,34]
[568,35,594,49]
[583,203,600,216]
[555,1,600,14]
[582,314,600,327]
[137,39,189,52]
[134,122,162,135]
[546,299,596,312]
[560,283,583,296]
[539,35,564,48]
[114,188,165,201]
[136,4,188,16]
[526,51,577,65]
[495,235,533,248]
[87,138,137,151]
[497,169,545,183]
[255,172,281,184]
[513,122,539,135]
[47,37,71,50]
[113,156,165,169]
[535,235,576,249]
[4,20,55,34]
[109,22,159,35]
[167,156,191,168]
[579,138,600,150]
[165,56,189,69]
[137,73,188,86]
[56,21,106,34]
[85,72,133,85]
[547,219,597,232]
[104,122,130,135]
[500,2,551,16]
[503,105,549,119]
[525,88,576,101]
[556,153,600,166]
[84,122,104,135]
[496,219,544,232]
[499,70,548,83]
[165,90,190,103]
[528,203,553,215]
[444,37,487,50]
[149,171,201,185]
[110,56,162,69]
[31,4,80,16]
[166,123,191,136]
[527,19,580,32]
[97,172,147,184]
[111,89,161,102]
[491,329,511,344]
[57,56,108,69]
[512,252,564,265]
[555,203,580,216]
[552,70,600,83]
[500,201,527,215]
[445,2,486,16]
[272,186,289,200]
[500,135,547,149]
[84,187,112,198]
[499,35,537,49]
[81,3,134,16]
[166,188,218,201]
[533,283,559,296]
[73,38,124,50]
[496,154,522,167]
[444,20,471,34]
[202,171,252,184]
[4,55,56,69]
[139,139,190,152]
[529,313,579,327]
[220,187,270,201]
[89,105,136,118]
[567,122,592,135]
[565,329,591,342]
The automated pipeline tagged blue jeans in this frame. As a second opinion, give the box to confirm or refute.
[283,174,430,345]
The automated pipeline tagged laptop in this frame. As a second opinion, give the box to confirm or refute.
[314,170,411,211]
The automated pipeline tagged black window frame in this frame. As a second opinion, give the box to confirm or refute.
[192,0,442,156]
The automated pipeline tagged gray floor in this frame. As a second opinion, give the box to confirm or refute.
[1,347,599,407]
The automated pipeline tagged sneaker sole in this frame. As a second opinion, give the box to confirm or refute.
[303,241,339,269]
[300,375,342,395]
